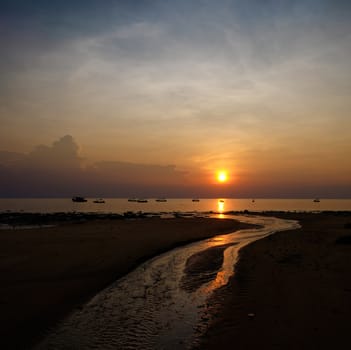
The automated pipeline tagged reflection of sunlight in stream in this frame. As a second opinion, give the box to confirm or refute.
[202,269,227,293]
[36,215,300,350]
[198,231,242,295]
[199,240,240,295]
[197,216,301,300]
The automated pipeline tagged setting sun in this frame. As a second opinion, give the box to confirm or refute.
[217,171,228,183]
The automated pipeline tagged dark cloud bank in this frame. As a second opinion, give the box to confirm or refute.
[0,135,188,198]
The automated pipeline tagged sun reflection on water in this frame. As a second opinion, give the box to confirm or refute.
[199,232,239,295]
[217,199,225,214]
[202,270,227,293]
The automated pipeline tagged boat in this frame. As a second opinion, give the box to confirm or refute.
[313,198,320,203]
[192,199,200,202]
[72,196,87,202]
[127,198,138,202]
[137,199,148,203]
[155,198,167,202]
[93,198,105,203]
[219,199,224,203]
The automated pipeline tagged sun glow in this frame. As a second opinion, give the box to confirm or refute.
[218,200,225,212]
[217,171,228,183]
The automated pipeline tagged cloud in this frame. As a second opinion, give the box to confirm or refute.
[26,135,81,169]
[92,161,186,186]
[0,151,26,164]
[0,135,187,197]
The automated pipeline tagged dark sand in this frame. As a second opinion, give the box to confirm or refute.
[1,213,351,350]
[201,212,351,350]
[0,217,250,349]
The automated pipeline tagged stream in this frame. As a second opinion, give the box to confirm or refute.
[35,214,299,349]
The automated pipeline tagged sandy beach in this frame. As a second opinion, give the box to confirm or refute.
[1,212,351,349]
[0,216,250,349]
[201,212,351,349]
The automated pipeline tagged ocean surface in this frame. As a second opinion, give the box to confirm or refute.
[0,198,350,213]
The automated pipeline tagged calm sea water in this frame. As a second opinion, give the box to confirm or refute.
[0,198,350,213]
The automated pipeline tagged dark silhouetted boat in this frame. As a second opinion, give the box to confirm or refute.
[93,198,105,203]
[155,198,167,202]
[313,198,320,202]
[128,198,138,202]
[192,199,200,202]
[72,196,87,202]
[219,199,224,203]
[137,199,148,203]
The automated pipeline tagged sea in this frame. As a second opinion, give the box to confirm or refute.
[0,198,350,213]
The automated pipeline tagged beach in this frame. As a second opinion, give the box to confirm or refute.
[0,216,250,349]
[1,212,351,349]
[201,212,351,349]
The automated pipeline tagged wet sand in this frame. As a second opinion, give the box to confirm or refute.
[0,216,250,349]
[201,212,351,350]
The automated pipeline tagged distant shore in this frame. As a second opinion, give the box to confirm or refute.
[0,215,252,349]
[201,211,351,349]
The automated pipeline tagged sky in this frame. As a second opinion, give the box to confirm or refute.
[1,0,350,198]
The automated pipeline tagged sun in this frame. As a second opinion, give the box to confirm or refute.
[216,171,228,183]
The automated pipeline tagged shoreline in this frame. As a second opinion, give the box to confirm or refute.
[0,216,253,349]
[201,212,351,349]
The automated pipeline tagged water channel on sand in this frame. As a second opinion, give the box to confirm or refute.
[35,215,300,349]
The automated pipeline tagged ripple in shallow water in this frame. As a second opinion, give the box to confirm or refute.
[180,243,237,293]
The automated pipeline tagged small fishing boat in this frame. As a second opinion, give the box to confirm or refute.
[93,198,105,203]
[128,198,138,202]
[137,199,148,203]
[219,199,224,203]
[313,198,320,203]
[155,198,167,202]
[72,196,88,203]
[72,196,87,202]
[192,199,200,202]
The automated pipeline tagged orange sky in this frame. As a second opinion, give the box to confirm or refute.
[1,1,350,197]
